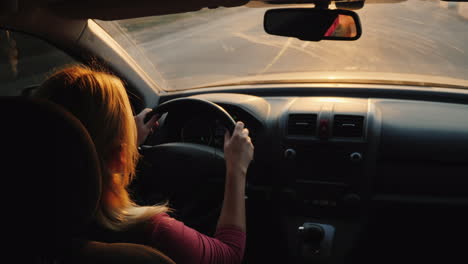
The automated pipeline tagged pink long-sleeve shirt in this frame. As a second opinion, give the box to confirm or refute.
[148,213,246,264]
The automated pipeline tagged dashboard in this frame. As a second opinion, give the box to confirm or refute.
[141,89,468,264]
[156,93,468,197]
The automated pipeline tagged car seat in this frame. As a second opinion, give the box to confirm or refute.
[0,96,175,264]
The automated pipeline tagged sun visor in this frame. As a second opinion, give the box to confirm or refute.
[45,0,249,20]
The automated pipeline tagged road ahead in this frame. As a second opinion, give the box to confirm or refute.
[120,0,468,90]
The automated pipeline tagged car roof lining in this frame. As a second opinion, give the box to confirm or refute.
[0,7,86,47]
[0,0,405,20]
[1,0,249,20]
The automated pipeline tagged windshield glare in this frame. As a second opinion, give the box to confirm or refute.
[97,0,468,91]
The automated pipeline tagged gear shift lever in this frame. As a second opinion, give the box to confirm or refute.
[297,223,335,262]
[298,223,325,254]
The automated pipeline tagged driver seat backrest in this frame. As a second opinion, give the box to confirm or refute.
[0,97,175,264]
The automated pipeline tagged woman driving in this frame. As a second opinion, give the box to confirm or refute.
[35,65,254,264]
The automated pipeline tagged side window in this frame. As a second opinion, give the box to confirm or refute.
[0,29,77,96]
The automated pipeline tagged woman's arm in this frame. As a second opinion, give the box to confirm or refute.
[217,121,254,232]
[150,214,246,264]
[149,122,253,264]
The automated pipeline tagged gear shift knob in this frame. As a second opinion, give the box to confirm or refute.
[298,223,325,244]
[297,223,334,260]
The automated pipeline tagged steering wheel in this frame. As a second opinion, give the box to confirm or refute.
[141,97,237,174]
[137,97,237,231]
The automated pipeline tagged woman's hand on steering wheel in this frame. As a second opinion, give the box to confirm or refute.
[135,108,160,146]
[223,121,254,176]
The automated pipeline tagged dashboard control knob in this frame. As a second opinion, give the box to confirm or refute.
[284,148,297,160]
[350,152,362,163]
[343,193,361,207]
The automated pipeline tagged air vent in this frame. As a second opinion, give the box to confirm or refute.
[288,114,317,136]
[333,115,364,138]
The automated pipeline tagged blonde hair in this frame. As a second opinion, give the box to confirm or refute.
[36,65,168,230]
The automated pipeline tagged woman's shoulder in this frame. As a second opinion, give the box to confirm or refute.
[148,213,184,235]
[150,213,176,224]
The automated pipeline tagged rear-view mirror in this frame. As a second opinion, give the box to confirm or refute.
[264,8,362,41]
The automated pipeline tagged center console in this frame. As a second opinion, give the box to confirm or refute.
[277,98,373,263]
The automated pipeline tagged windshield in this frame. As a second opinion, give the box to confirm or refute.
[97,0,468,91]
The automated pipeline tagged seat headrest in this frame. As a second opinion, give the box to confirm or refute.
[1,97,101,253]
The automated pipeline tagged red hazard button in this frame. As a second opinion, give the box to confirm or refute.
[319,119,329,139]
